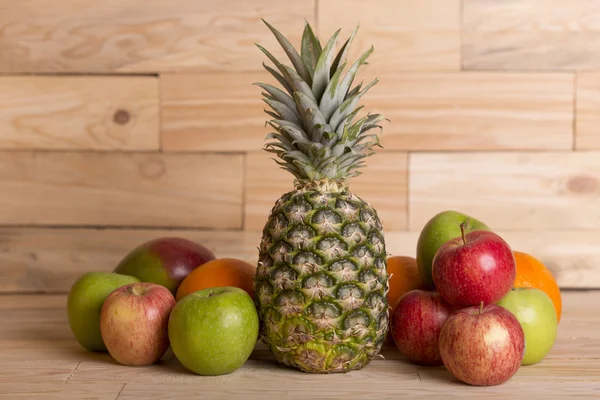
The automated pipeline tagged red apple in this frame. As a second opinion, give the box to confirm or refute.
[100,282,176,366]
[432,223,516,308]
[439,303,525,386]
[390,290,454,365]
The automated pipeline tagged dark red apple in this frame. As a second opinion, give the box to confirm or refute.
[113,237,215,295]
[100,282,176,366]
[432,223,516,308]
[390,290,454,365]
[439,303,525,386]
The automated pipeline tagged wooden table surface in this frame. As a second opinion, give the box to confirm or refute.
[1,291,599,399]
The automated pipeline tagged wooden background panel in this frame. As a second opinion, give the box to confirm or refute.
[0,0,314,73]
[575,73,600,149]
[409,151,600,231]
[462,0,600,70]
[244,150,408,231]
[368,73,574,151]
[161,73,266,152]
[161,72,574,152]
[319,0,461,71]
[1,226,597,293]
[0,76,159,151]
[0,152,244,229]
[0,228,259,293]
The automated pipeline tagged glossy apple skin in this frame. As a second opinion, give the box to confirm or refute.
[67,272,140,352]
[100,282,176,366]
[390,290,454,365]
[113,237,216,295]
[439,304,525,386]
[168,286,259,376]
[432,230,516,308]
[497,288,558,365]
[416,210,491,289]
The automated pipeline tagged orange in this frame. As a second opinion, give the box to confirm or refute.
[386,255,425,310]
[513,251,562,323]
[176,258,256,302]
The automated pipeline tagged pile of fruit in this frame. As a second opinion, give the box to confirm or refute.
[67,238,260,376]
[66,19,562,386]
[389,210,561,386]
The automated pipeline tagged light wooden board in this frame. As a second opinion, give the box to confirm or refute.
[0,76,159,151]
[575,73,600,149]
[318,0,461,71]
[244,150,408,231]
[0,383,124,400]
[0,152,243,229]
[462,0,600,70]
[0,292,598,399]
[0,228,259,293]
[367,73,574,151]
[160,73,266,152]
[409,151,600,231]
[160,72,574,152]
[1,227,599,293]
[0,0,314,73]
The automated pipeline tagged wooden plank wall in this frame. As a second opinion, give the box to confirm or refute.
[1,0,599,293]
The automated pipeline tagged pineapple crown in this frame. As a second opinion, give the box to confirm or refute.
[255,19,387,185]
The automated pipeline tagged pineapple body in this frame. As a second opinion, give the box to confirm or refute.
[255,182,389,373]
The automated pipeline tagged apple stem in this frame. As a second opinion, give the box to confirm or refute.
[460,222,467,245]
[127,285,143,296]
[479,301,484,314]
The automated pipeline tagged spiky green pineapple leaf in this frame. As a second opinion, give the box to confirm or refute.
[301,22,322,78]
[330,25,359,78]
[319,60,347,120]
[255,82,298,116]
[262,63,294,95]
[262,19,312,85]
[263,98,302,126]
[321,46,374,122]
[330,78,378,131]
[311,29,341,103]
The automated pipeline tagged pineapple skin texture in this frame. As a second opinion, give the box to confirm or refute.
[254,186,389,373]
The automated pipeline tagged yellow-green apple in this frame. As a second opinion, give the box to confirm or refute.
[439,303,525,386]
[497,288,558,365]
[100,282,176,366]
[416,210,490,289]
[113,237,215,295]
[67,272,140,352]
[432,224,515,308]
[168,286,259,376]
[390,290,454,365]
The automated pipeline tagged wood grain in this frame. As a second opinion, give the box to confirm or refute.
[576,73,600,149]
[160,73,266,152]
[2,227,598,293]
[409,152,600,231]
[244,150,408,230]
[368,73,574,151]
[0,360,77,383]
[0,152,243,229]
[462,0,600,70]
[0,76,158,151]
[319,0,461,71]
[0,0,314,73]
[0,383,123,400]
[0,228,259,293]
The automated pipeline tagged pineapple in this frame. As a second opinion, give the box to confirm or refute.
[253,19,389,374]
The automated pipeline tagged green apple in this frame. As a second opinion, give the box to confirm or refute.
[416,210,491,289]
[168,286,259,376]
[497,288,558,365]
[67,272,140,352]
